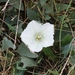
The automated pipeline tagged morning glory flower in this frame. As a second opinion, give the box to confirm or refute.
[20,20,54,53]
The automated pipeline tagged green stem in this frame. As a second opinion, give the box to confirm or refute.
[59,0,72,50]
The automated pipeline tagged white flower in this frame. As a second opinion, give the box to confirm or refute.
[20,20,54,53]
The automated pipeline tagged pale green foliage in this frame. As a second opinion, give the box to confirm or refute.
[17,57,36,69]
[2,37,15,51]
[17,43,38,58]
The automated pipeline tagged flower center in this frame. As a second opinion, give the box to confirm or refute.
[35,33,43,41]
[36,35,41,40]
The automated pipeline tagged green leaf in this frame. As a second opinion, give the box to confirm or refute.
[63,23,69,28]
[17,23,23,33]
[6,23,15,32]
[9,0,24,10]
[44,15,51,20]
[43,47,56,61]
[6,22,23,33]
[17,43,38,58]
[62,44,70,56]
[55,29,72,41]
[0,0,7,2]
[57,15,64,22]
[48,70,59,75]
[13,23,23,33]
[0,0,24,10]
[2,37,15,51]
[44,1,54,14]
[70,56,75,65]
[61,34,72,46]
[5,16,17,25]
[68,10,75,24]
[16,71,25,75]
[39,0,47,5]
[56,3,68,12]
[27,8,37,20]
[17,57,36,69]
[69,10,75,19]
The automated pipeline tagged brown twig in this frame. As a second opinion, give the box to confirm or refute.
[1,0,10,11]
[14,0,22,47]
[59,50,72,75]
[5,51,15,74]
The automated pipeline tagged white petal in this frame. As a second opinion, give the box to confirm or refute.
[20,20,43,39]
[42,23,54,35]
[41,23,54,47]
[27,40,43,53]
[21,37,34,46]
[42,36,54,47]
[26,20,42,33]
